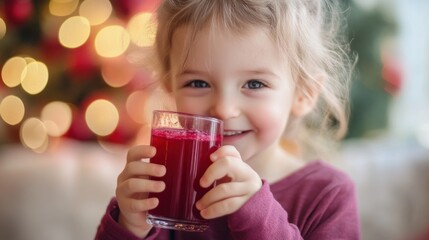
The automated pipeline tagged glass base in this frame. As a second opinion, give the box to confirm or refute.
[146,215,208,232]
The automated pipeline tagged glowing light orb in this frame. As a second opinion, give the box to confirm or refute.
[79,0,112,26]
[49,0,79,17]
[1,56,27,87]
[0,95,25,125]
[21,61,49,95]
[41,101,73,137]
[59,16,91,48]
[20,118,49,151]
[95,25,130,58]
[127,12,156,47]
[85,99,119,136]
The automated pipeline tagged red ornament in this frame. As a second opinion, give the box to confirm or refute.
[67,44,97,80]
[65,107,95,141]
[382,57,402,95]
[112,0,160,19]
[4,0,34,26]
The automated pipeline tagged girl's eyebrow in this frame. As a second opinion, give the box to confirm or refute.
[240,68,280,78]
[181,69,204,75]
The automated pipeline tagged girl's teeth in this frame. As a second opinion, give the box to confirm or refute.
[223,131,243,136]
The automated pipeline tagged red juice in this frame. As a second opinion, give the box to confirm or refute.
[148,128,222,226]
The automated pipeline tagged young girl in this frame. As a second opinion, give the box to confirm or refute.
[96,0,360,239]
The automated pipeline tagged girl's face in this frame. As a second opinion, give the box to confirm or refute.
[168,25,299,164]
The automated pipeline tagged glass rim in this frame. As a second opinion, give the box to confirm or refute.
[153,110,223,125]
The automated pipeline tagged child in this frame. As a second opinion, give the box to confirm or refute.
[96,0,360,239]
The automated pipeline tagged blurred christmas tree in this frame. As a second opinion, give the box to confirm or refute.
[344,0,398,139]
[0,0,161,152]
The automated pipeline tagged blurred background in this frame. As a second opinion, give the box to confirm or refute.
[0,0,428,239]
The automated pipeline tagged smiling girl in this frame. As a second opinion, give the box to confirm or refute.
[96,0,360,239]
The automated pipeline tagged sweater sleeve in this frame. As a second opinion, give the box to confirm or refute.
[227,181,304,240]
[226,177,360,240]
[95,198,169,240]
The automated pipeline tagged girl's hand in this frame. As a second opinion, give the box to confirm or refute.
[116,145,166,238]
[195,145,262,219]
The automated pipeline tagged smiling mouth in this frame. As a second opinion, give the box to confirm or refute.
[223,130,247,137]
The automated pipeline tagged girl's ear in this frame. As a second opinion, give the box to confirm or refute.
[291,73,325,117]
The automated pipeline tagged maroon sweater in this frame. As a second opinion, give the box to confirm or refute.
[96,161,361,239]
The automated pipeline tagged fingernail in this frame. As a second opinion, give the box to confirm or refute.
[195,201,202,210]
[210,154,218,161]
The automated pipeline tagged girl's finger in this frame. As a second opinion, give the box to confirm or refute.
[117,178,165,197]
[118,161,166,182]
[127,145,156,163]
[119,197,160,214]
[210,145,241,161]
[200,156,244,188]
[196,182,247,210]
[199,196,243,219]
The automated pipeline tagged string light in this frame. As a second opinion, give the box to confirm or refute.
[41,101,73,137]
[0,95,25,125]
[20,118,49,151]
[101,57,135,88]
[1,56,27,88]
[0,17,6,40]
[95,25,130,58]
[48,0,79,17]
[21,61,49,95]
[79,0,112,26]
[58,16,91,48]
[127,12,156,47]
[85,99,119,136]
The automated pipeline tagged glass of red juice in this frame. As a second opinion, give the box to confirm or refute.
[147,110,223,232]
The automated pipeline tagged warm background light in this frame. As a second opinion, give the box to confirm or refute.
[20,118,49,150]
[127,12,156,47]
[41,101,73,137]
[0,95,25,125]
[85,99,119,136]
[21,61,49,95]
[101,58,135,88]
[1,56,27,87]
[95,25,130,58]
[0,17,6,39]
[48,0,79,17]
[126,90,148,124]
[79,0,112,26]
[58,16,91,48]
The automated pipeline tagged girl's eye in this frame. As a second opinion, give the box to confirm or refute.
[184,80,209,88]
[244,80,266,89]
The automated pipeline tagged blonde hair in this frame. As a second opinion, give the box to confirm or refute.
[152,0,353,159]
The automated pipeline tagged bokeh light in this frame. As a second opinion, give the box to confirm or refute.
[21,61,49,95]
[0,17,6,40]
[48,0,79,17]
[20,117,49,151]
[79,0,112,26]
[85,99,119,136]
[0,95,25,125]
[1,56,27,87]
[126,90,148,124]
[127,12,156,47]
[58,16,91,48]
[101,58,135,88]
[41,101,73,137]
[95,25,130,58]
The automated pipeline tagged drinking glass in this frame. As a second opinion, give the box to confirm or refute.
[147,110,223,232]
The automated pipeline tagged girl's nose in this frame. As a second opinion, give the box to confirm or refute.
[209,94,240,120]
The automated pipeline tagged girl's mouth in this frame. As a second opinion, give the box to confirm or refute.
[223,130,247,137]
